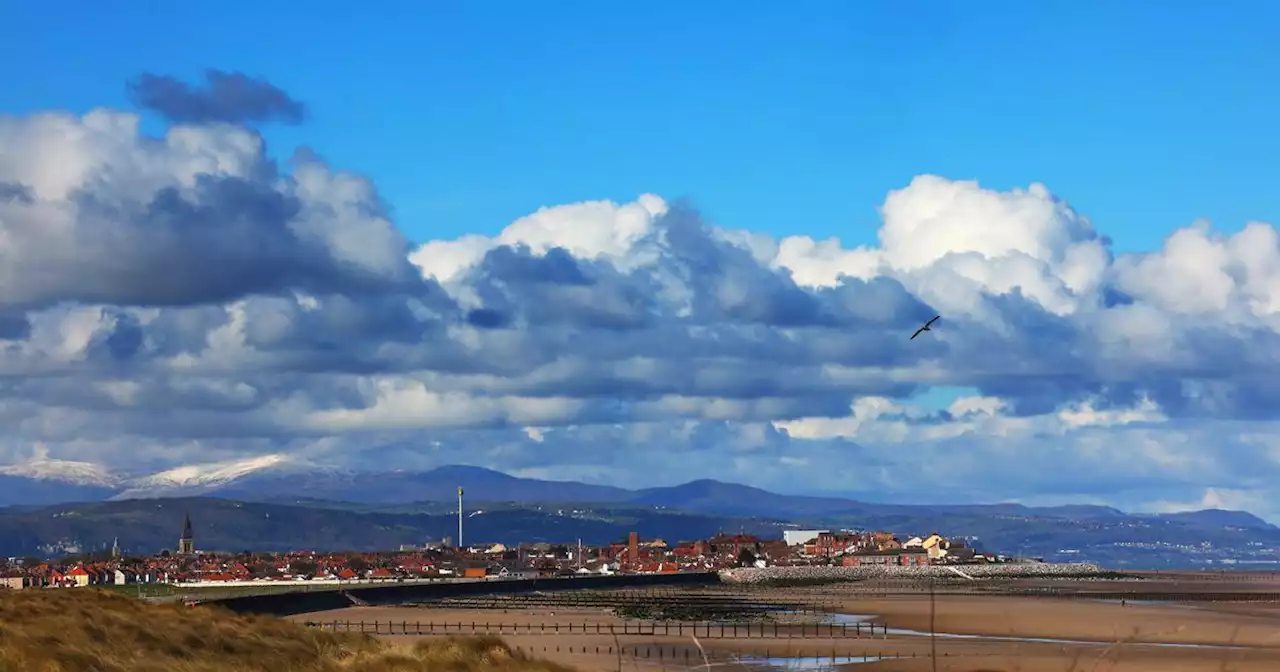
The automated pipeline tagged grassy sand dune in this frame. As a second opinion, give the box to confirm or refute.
[0,589,576,672]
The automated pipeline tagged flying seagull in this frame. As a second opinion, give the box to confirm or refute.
[910,315,941,340]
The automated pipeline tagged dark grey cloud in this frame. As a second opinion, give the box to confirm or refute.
[127,69,307,125]
[0,182,33,204]
[99,311,145,361]
[2,169,439,311]
[821,278,938,329]
[661,207,838,327]
[0,311,30,341]
[467,245,657,331]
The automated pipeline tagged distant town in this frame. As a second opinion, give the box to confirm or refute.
[0,511,1012,590]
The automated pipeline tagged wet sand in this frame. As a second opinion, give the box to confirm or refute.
[289,592,1280,671]
[857,654,1280,672]
[842,594,1280,647]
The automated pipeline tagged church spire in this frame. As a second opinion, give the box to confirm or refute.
[179,512,194,555]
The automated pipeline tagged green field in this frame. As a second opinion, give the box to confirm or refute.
[95,583,178,598]
[94,582,341,600]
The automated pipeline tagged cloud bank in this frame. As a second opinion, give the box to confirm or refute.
[2,74,1279,519]
[126,70,307,125]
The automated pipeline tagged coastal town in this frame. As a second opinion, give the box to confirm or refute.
[0,513,1004,590]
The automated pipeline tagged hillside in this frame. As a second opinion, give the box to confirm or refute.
[0,473,119,507]
[3,464,1278,567]
[0,588,574,671]
[0,497,780,557]
[3,493,1277,569]
[3,463,1272,535]
[629,479,874,517]
[206,465,635,505]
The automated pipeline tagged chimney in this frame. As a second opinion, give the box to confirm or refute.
[628,531,639,570]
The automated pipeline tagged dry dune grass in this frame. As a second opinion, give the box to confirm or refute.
[0,589,577,672]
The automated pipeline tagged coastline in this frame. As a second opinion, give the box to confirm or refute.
[287,592,1280,671]
[835,595,1280,647]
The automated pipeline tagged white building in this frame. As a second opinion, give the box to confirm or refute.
[783,529,829,547]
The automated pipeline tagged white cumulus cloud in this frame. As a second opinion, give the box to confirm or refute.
[3,80,1280,521]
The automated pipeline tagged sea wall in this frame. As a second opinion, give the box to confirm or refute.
[719,562,1105,584]
[210,571,721,617]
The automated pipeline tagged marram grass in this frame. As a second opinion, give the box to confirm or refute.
[0,588,576,672]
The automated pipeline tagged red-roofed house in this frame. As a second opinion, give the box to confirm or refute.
[65,566,91,587]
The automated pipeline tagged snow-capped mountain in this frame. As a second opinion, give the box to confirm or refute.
[0,457,120,488]
[0,455,631,507]
[110,453,347,499]
[0,450,354,506]
[0,458,1276,539]
[0,446,122,488]
[0,447,124,506]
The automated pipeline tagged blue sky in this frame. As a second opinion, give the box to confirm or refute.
[2,2,1275,251]
[4,2,1280,518]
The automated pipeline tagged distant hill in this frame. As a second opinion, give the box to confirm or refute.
[1141,509,1274,529]
[207,465,634,505]
[0,497,779,557]
[0,475,119,508]
[937,503,1129,520]
[629,479,871,517]
[2,462,1274,533]
[2,462,1278,567]
[5,494,1278,570]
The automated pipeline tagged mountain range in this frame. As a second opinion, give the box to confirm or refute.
[0,497,785,558]
[0,455,1273,530]
[2,456,1278,567]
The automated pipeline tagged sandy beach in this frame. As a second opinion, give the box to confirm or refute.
[856,654,1280,672]
[840,594,1280,647]
[287,591,1280,671]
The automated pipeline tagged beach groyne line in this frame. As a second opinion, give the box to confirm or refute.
[304,619,889,638]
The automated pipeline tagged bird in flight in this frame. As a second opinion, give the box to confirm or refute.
[910,315,941,340]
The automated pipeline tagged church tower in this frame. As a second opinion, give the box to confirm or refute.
[111,536,120,559]
[178,512,194,555]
